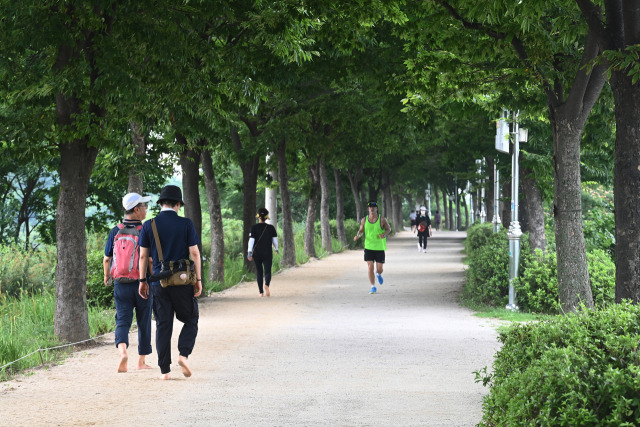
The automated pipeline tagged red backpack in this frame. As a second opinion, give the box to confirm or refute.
[110,223,143,283]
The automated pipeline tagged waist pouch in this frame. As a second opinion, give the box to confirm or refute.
[149,259,196,287]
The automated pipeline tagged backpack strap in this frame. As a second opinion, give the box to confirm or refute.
[150,219,164,264]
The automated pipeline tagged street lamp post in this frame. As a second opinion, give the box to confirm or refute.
[506,111,527,311]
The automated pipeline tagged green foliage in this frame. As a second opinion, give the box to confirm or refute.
[514,249,615,314]
[478,302,640,426]
[513,249,559,313]
[86,247,113,309]
[313,218,363,250]
[0,243,55,298]
[462,224,510,307]
[0,291,60,378]
[582,184,615,257]
[587,249,616,308]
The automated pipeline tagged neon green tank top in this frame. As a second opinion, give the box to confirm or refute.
[364,214,386,251]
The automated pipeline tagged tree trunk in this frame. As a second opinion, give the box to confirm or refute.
[346,166,363,221]
[178,134,202,254]
[392,193,402,232]
[501,180,511,230]
[128,121,145,194]
[53,36,104,342]
[334,168,347,246]
[304,159,320,257]
[552,111,594,311]
[485,157,495,224]
[201,150,225,284]
[447,191,453,230]
[231,125,260,271]
[610,70,640,302]
[318,157,332,254]
[383,176,392,220]
[276,138,296,267]
[520,166,546,252]
[461,194,468,230]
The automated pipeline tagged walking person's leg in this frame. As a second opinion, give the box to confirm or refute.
[151,285,176,379]
[174,285,199,378]
[114,281,135,373]
[134,288,152,369]
[263,256,273,297]
[253,253,265,296]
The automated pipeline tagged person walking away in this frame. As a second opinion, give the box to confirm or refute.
[353,201,391,294]
[434,210,442,232]
[138,185,202,380]
[247,208,279,297]
[103,192,153,373]
[409,209,417,232]
[414,206,432,253]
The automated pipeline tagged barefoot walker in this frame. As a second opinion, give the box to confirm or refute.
[103,192,153,373]
[247,208,279,297]
[354,201,391,294]
[138,185,202,380]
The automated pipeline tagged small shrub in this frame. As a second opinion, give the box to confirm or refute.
[0,244,55,298]
[513,249,559,313]
[86,247,113,309]
[478,302,640,426]
[514,249,615,314]
[461,227,510,307]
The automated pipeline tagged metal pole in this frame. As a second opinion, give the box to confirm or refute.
[506,110,522,311]
[492,164,500,233]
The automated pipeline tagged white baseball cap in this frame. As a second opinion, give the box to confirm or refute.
[122,193,153,210]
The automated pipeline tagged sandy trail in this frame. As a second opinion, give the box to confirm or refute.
[0,230,500,426]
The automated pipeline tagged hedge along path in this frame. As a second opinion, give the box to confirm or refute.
[0,230,500,427]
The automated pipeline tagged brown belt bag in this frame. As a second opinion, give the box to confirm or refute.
[151,219,196,288]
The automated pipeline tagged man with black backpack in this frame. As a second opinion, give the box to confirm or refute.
[103,192,153,373]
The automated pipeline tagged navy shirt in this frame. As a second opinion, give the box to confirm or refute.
[138,210,200,284]
[104,219,143,257]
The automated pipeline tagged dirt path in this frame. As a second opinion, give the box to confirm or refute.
[1,230,500,426]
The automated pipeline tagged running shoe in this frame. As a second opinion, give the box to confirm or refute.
[417,243,421,252]
[376,273,383,285]
[370,286,377,294]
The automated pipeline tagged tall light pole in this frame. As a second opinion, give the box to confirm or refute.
[505,111,528,311]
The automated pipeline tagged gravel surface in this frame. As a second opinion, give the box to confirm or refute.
[1,230,501,426]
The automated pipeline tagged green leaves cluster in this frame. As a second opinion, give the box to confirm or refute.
[479,301,640,426]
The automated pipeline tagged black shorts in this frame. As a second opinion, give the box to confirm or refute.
[364,249,385,264]
[410,219,416,226]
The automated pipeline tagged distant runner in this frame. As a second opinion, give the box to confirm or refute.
[353,201,391,294]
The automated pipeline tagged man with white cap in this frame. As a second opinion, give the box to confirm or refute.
[103,192,153,373]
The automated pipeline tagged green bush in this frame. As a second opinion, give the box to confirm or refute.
[513,249,559,313]
[0,243,55,298]
[514,248,615,314]
[465,223,495,252]
[587,249,616,307]
[86,247,114,309]
[461,227,510,307]
[478,302,640,426]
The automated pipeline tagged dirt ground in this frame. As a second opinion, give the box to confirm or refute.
[0,230,501,427]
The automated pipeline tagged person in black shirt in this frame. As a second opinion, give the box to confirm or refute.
[247,208,279,297]
[414,206,432,253]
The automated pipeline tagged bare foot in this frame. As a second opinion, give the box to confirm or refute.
[160,373,171,380]
[259,293,264,297]
[117,354,128,373]
[137,356,152,370]
[178,356,192,378]
[265,286,270,297]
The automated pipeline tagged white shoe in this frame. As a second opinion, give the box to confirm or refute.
[417,243,421,252]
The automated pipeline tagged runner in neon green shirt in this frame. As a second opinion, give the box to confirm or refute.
[353,201,392,294]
